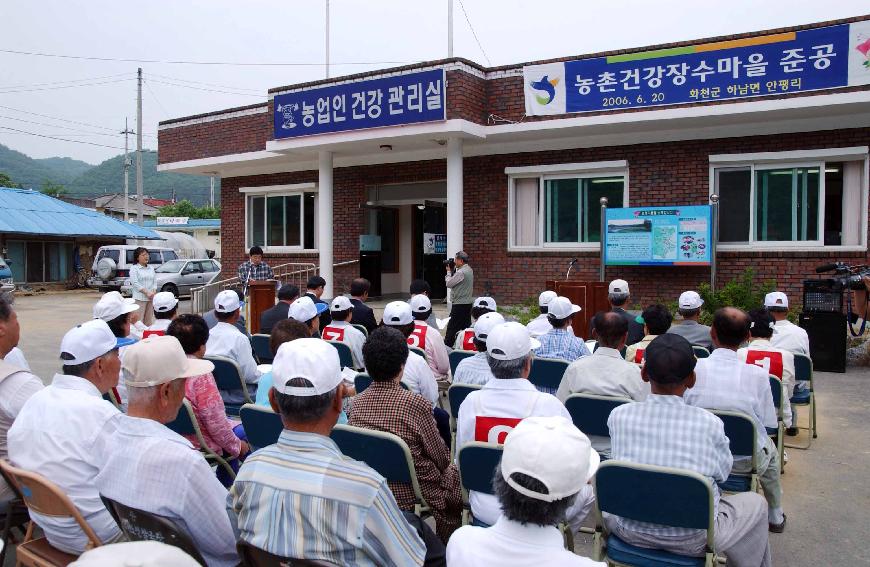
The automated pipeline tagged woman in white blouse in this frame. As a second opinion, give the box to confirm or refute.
[129,247,156,325]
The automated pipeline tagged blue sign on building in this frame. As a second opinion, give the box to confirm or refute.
[273,69,446,139]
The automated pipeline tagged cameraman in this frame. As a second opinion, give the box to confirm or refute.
[444,251,474,347]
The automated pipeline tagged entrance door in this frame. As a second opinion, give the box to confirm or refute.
[414,204,447,299]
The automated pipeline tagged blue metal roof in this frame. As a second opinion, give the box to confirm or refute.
[0,187,160,239]
[143,218,220,230]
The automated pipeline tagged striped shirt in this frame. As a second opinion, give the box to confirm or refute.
[228,429,425,567]
[608,394,732,538]
[535,328,591,363]
[452,352,494,386]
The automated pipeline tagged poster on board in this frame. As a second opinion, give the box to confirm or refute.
[604,206,712,266]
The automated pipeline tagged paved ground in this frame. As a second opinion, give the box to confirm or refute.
[8,291,870,565]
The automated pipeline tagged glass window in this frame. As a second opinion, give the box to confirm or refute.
[156,260,186,273]
[717,169,752,243]
[146,249,166,264]
[755,167,819,242]
[304,193,316,249]
[248,196,265,247]
[247,192,315,250]
[163,250,178,261]
[99,249,120,264]
[513,178,539,247]
[543,176,624,244]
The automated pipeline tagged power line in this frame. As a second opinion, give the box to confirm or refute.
[148,79,267,98]
[143,80,170,119]
[0,114,134,138]
[0,125,126,149]
[0,105,156,137]
[147,72,264,94]
[0,48,411,67]
[456,0,492,66]
[0,73,132,90]
[0,77,134,95]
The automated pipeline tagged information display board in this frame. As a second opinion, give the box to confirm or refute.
[604,206,712,266]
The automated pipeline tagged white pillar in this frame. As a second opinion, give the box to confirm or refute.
[318,151,334,299]
[446,137,464,257]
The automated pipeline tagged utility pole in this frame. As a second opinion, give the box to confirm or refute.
[325,0,330,79]
[120,118,134,222]
[447,0,454,58]
[136,67,144,225]
[209,176,215,208]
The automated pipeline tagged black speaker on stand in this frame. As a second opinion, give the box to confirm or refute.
[799,311,846,373]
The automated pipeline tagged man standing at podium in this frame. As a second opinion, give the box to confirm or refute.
[237,246,274,293]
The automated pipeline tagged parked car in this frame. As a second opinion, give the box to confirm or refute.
[88,245,178,293]
[137,258,222,298]
[0,256,14,294]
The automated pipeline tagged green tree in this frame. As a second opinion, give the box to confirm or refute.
[40,181,67,197]
[0,172,18,188]
[157,199,220,219]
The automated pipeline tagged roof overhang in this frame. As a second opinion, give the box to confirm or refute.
[158,90,870,179]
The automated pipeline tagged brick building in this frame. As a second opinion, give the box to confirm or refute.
[158,16,870,308]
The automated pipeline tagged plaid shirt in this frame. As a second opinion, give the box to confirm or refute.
[535,328,591,363]
[237,260,274,286]
[348,381,461,538]
[608,394,732,538]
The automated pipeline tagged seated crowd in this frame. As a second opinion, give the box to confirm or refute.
[0,270,809,567]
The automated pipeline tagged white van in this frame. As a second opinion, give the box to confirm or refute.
[88,245,178,293]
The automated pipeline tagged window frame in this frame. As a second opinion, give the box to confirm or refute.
[241,183,319,253]
[709,147,869,252]
[506,161,629,252]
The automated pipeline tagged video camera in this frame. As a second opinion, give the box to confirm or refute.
[814,262,870,290]
[443,258,456,273]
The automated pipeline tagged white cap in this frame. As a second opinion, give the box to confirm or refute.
[473,296,497,311]
[122,335,213,388]
[330,295,353,312]
[608,279,630,294]
[538,290,557,307]
[272,338,342,396]
[501,416,600,502]
[214,290,240,313]
[486,321,541,360]
[473,312,505,341]
[93,291,139,322]
[409,294,432,313]
[383,301,414,326]
[764,291,789,308]
[288,296,328,322]
[678,290,704,310]
[547,296,581,319]
[70,541,202,567]
[60,319,132,365]
[152,291,179,313]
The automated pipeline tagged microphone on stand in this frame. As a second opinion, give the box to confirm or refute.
[566,258,578,280]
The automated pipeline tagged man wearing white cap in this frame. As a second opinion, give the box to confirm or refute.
[144,291,179,336]
[8,319,134,554]
[453,312,505,386]
[409,295,450,382]
[535,296,590,365]
[287,295,329,337]
[591,279,644,346]
[453,296,497,351]
[667,290,712,349]
[321,296,366,369]
[456,322,595,531]
[205,289,261,404]
[447,416,603,567]
[229,338,427,566]
[95,336,238,566]
[382,301,439,406]
[765,291,809,356]
[527,290,558,338]
[94,291,141,409]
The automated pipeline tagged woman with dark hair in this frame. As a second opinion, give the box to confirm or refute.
[129,247,156,325]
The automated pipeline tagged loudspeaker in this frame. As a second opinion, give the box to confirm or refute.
[799,311,846,373]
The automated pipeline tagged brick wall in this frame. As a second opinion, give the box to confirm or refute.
[158,106,270,164]
[219,127,869,309]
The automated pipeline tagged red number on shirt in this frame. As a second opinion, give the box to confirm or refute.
[408,324,428,348]
[461,330,477,351]
[142,330,164,339]
[634,349,645,363]
[474,416,523,444]
[322,326,345,341]
[745,350,783,379]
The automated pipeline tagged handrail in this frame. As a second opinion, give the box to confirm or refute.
[189,259,359,315]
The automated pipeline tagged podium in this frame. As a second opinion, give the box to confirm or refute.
[545,280,610,340]
[247,280,277,335]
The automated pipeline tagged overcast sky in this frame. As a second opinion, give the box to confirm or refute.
[0,0,867,164]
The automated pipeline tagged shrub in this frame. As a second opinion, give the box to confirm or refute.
[697,268,778,325]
